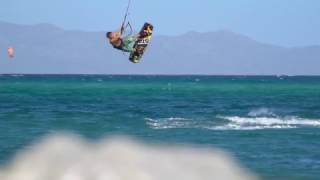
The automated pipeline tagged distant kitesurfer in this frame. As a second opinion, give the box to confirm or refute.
[7,47,14,58]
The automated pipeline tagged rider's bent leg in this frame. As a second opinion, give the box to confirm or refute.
[122,36,137,53]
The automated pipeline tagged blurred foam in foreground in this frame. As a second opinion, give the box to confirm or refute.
[0,134,258,180]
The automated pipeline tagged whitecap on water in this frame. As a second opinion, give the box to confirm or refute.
[145,117,192,129]
[145,105,320,131]
[217,116,320,130]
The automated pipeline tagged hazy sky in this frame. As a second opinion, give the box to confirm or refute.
[1,0,319,47]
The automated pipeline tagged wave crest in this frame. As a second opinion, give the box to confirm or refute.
[145,115,320,131]
[215,116,320,130]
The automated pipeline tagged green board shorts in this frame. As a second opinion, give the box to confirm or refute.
[122,36,137,53]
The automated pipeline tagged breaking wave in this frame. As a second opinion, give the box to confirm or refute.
[215,116,320,130]
[0,134,257,180]
[145,108,320,131]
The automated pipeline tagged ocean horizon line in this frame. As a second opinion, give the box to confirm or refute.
[1,73,320,77]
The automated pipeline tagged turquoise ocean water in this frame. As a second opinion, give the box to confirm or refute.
[0,75,319,179]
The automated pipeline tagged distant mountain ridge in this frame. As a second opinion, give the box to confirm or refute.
[0,21,319,75]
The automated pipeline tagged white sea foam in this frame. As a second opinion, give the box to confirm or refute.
[0,134,257,180]
[216,116,320,130]
[145,117,193,129]
[210,123,297,130]
[145,115,320,131]
[224,116,320,126]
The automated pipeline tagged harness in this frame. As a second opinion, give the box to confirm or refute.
[112,39,124,51]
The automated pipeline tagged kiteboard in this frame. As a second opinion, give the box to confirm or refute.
[129,23,153,63]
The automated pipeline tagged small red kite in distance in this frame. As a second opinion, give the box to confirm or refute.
[7,47,14,58]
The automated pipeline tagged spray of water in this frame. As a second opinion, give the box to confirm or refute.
[0,134,258,180]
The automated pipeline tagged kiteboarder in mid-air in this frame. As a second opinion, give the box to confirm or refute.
[106,23,138,53]
[106,0,153,63]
